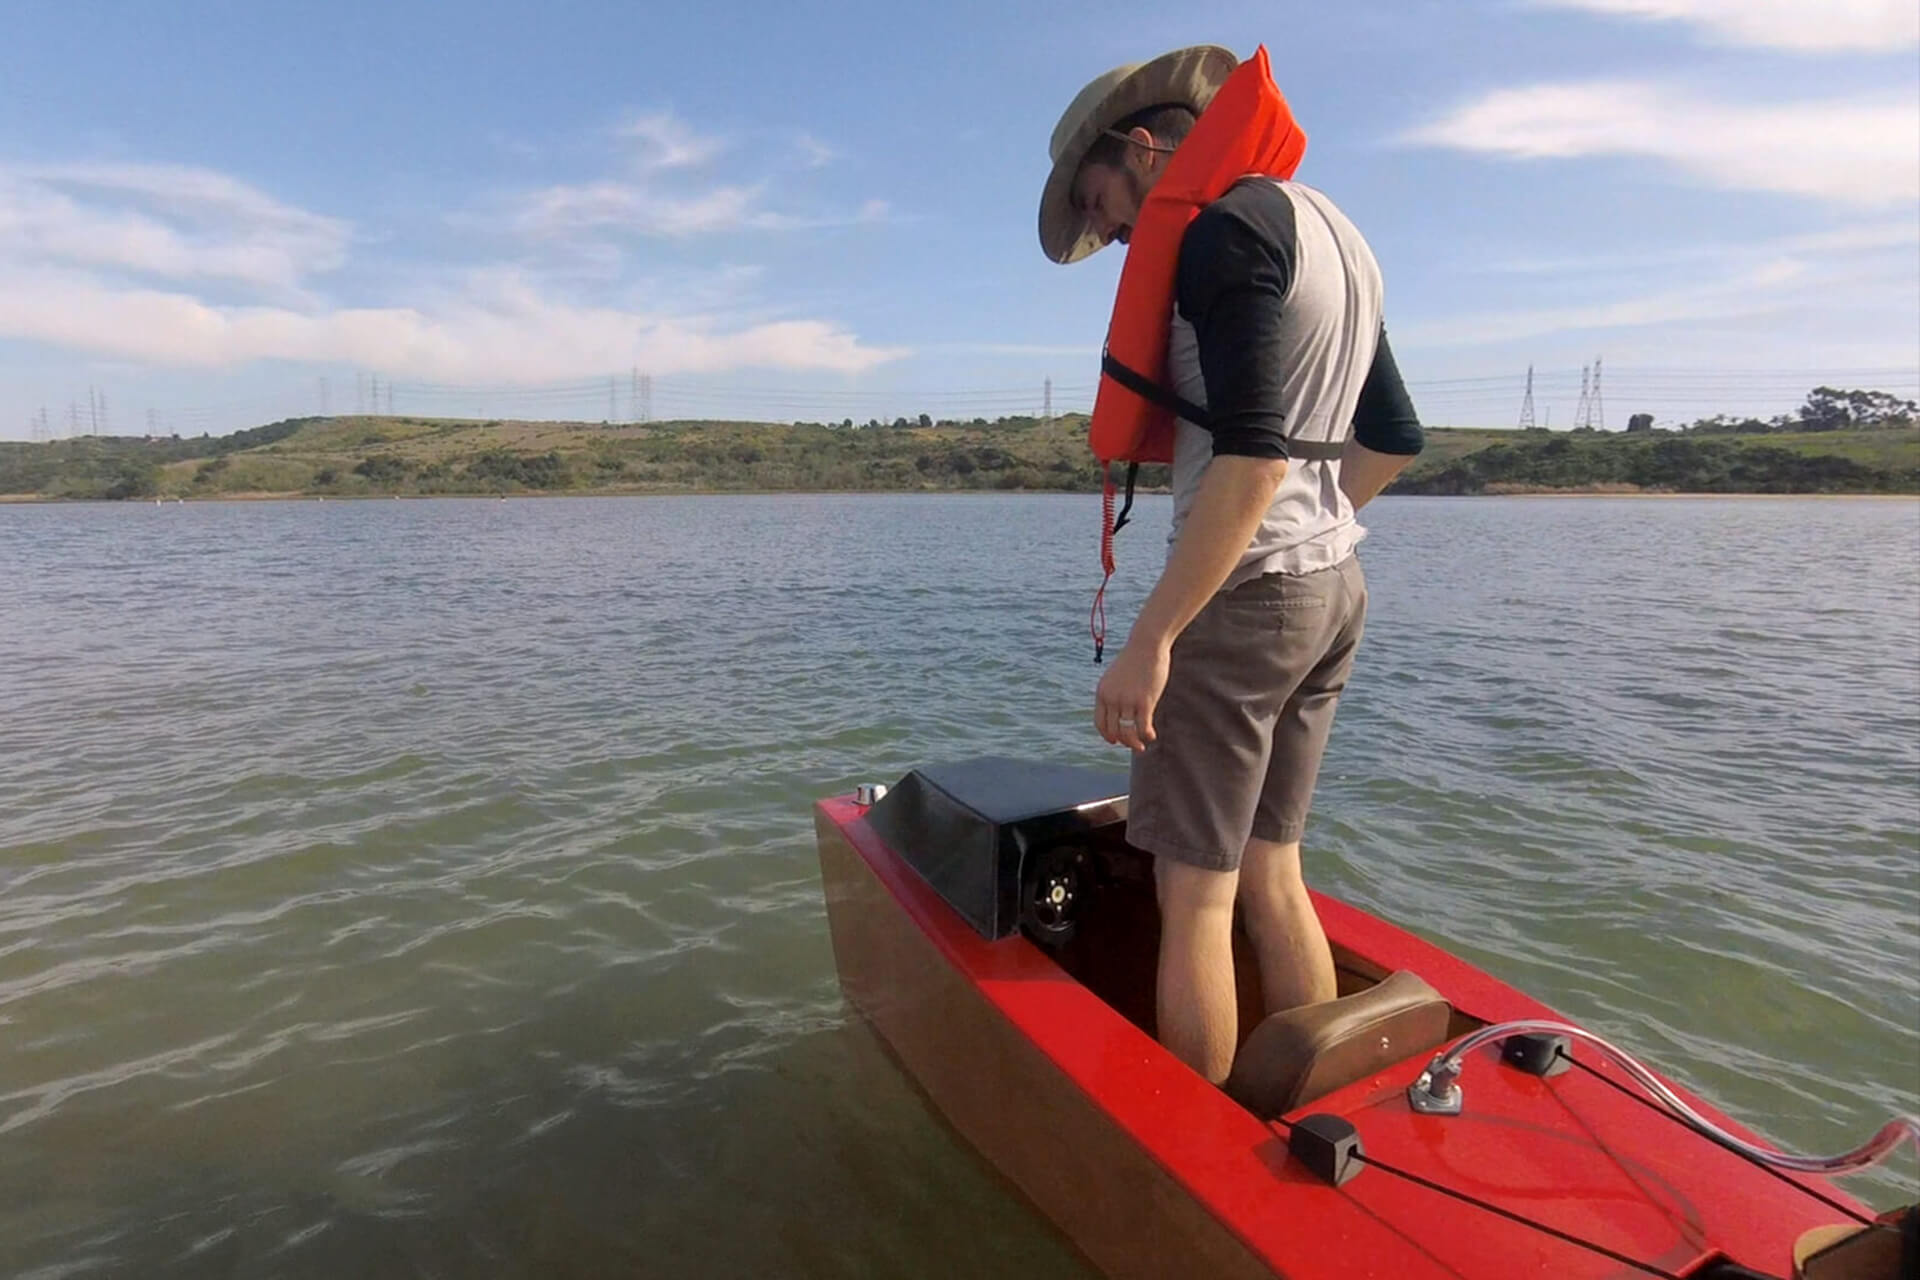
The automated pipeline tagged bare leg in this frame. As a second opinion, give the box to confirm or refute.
[1154,858,1241,1084]
[1237,836,1336,1015]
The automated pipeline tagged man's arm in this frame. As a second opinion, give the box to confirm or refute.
[1340,441,1410,510]
[1094,455,1286,750]
[1095,191,1295,752]
[1341,327,1424,510]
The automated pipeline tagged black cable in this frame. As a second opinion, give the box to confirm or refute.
[1271,1115,1688,1279]
[1554,1048,1874,1227]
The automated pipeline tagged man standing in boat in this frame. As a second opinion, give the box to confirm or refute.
[1040,45,1425,1085]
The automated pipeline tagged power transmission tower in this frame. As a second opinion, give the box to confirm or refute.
[639,374,652,423]
[1574,365,1592,430]
[98,391,108,436]
[370,375,381,416]
[608,376,618,424]
[1042,376,1053,426]
[1517,365,1536,430]
[1591,356,1604,432]
[69,402,81,437]
[89,386,99,436]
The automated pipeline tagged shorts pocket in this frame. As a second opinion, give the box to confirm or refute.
[1218,576,1329,630]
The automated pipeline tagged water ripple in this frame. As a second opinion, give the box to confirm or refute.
[0,494,1914,1276]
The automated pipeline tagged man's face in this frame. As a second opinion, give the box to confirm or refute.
[1070,135,1159,250]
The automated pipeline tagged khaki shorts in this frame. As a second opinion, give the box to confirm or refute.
[1127,556,1367,872]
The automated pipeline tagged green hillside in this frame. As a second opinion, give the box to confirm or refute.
[4,407,1916,501]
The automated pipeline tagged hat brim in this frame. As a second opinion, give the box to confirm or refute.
[1038,45,1239,265]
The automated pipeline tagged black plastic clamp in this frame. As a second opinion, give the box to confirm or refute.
[1289,1113,1365,1187]
[1501,1032,1572,1077]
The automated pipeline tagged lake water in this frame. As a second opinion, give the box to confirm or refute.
[2,493,1916,1278]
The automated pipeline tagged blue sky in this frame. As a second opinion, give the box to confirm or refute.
[2,0,1916,439]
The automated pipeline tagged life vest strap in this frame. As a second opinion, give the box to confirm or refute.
[1100,352,1349,463]
[1102,350,1209,426]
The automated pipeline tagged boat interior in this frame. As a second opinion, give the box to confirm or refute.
[1034,821,1487,1116]
[862,758,1489,1120]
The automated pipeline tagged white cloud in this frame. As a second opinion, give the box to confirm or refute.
[1482,219,1920,275]
[796,133,840,169]
[513,181,764,237]
[0,163,348,290]
[1398,209,1920,358]
[1406,81,1919,206]
[498,110,883,241]
[1401,260,1813,347]
[0,265,906,381]
[1526,0,1919,52]
[616,111,725,171]
[0,153,906,386]
[511,180,889,238]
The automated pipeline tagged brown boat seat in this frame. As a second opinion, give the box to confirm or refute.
[1224,970,1453,1119]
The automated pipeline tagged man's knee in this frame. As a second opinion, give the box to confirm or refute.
[1155,857,1239,927]
[1238,837,1309,912]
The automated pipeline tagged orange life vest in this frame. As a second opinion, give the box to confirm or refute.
[1085,45,1309,661]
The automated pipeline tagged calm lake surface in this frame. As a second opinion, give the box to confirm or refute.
[2,493,1917,1278]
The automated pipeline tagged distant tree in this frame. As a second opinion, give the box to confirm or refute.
[1627,413,1654,432]
[103,461,159,500]
[353,454,410,484]
[1800,387,1918,431]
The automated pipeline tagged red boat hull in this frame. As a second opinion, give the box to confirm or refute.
[816,794,1873,1279]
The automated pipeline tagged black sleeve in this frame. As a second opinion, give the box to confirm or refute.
[1352,328,1424,455]
[1175,183,1298,460]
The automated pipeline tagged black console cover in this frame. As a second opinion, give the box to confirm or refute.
[864,758,1128,940]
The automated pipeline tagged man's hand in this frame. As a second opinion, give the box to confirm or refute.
[1095,636,1170,753]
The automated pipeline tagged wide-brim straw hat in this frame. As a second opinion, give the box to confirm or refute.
[1038,44,1239,265]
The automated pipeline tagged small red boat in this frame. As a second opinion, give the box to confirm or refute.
[815,758,1916,1280]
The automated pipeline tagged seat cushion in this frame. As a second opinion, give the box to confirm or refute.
[1224,970,1453,1118]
